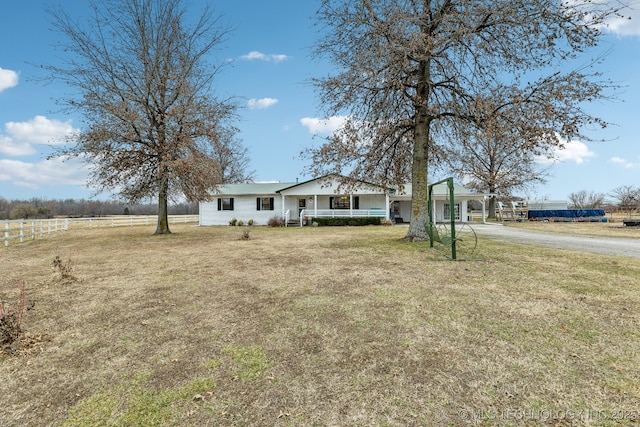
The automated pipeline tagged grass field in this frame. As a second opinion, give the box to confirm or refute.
[1,224,639,426]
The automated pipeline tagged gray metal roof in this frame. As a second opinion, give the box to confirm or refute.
[391,183,485,199]
[210,178,485,199]
[213,182,296,195]
[276,174,388,193]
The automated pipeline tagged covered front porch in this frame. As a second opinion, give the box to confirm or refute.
[276,177,390,225]
[389,182,490,224]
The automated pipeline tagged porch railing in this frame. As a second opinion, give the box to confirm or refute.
[298,208,387,226]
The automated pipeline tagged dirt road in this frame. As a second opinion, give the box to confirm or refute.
[473,223,640,259]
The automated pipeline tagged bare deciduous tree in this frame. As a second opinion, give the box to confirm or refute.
[211,130,255,184]
[611,185,640,216]
[308,0,625,240]
[444,69,620,217]
[46,0,249,234]
[443,133,549,218]
[10,204,37,220]
[568,190,606,209]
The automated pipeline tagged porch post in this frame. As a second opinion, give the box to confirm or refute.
[281,194,286,220]
[482,196,487,224]
[385,193,390,220]
[314,194,318,217]
[349,194,353,217]
[433,198,437,222]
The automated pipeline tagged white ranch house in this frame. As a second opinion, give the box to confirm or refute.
[199,175,487,226]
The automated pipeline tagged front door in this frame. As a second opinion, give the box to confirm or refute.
[298,198,306,218]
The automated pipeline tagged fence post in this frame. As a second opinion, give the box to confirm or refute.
[31,220,36,240]
[19,222,24,243]
[4,223,8,247]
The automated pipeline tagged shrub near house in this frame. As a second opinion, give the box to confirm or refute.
[313,217,382,226]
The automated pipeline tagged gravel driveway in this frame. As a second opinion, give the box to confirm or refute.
[473,223,640,259]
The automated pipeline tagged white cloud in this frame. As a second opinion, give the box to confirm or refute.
[270,54,290,62]
[5,115,77,145]
[241,51,266,60]
[602,1,640,36]
[537,139,596,165]
[247,97,278,110]
[0,68,19,92]
[240,51,290,62]
[0,134,36,156]
[566,0,640,36]
[300,116,349,135]
[1,116,79,157]
[0,156,90,190]
[609,156,639,168]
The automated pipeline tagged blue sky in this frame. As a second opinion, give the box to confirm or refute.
[1,1,639,202]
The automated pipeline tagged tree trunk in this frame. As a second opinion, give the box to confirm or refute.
[405,58,431,241]
[155,175,171,235]
[406,142,429,241]
[488,195,497,219]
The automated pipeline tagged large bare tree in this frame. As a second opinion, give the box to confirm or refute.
[611,185,640,216]
[442,126,549,218]
[308,0,625,240]
[443,69,621,217]
[568,190,606,209]
[46,0,249,234]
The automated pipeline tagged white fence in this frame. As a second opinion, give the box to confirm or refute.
[2,215,199,247]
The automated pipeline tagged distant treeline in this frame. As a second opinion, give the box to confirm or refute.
[0,197,198,220]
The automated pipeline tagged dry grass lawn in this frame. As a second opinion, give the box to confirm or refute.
[1,224,639,426]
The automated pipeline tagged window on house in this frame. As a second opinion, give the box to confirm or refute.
[443,203,460,221]
[217,198,234,211]
[256,197,274,211]
[329,196,359,209]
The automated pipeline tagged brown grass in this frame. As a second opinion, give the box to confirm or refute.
[1,224,639,426]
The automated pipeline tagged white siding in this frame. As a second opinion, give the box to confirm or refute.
[434,200,469,222]
[199,196,283,226]
[391,200,471,224]
[283,196,311,220]
[392,201,412,223]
